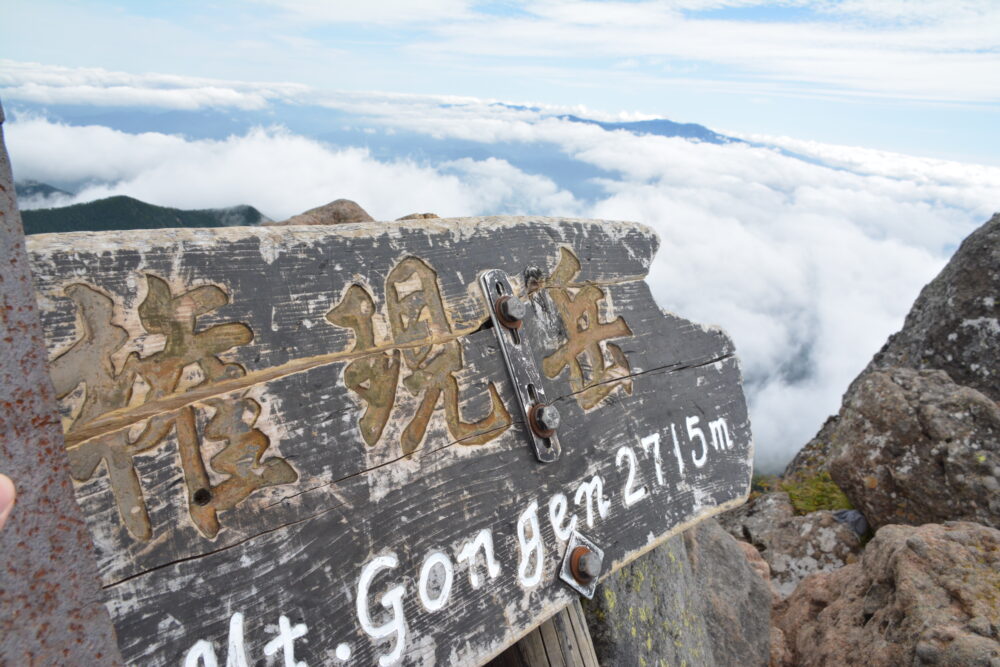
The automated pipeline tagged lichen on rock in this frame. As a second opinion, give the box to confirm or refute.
[775,521,1000,667]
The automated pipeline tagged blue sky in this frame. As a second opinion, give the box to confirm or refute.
[1,1,999,470]
[3,0,999,163]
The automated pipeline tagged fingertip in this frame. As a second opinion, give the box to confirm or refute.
[0,473,15,513]
[0,474,13,531]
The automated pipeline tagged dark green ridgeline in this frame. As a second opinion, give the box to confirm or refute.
[20,195,270,235]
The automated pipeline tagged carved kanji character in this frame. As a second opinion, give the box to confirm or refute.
[52,275,296,541]
[328,257,511,455]
[327,284,401,447]
[542,248,633,410]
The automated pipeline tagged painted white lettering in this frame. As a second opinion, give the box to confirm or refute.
[418,551,454,611]
[517,500,544,588]
[456,529,501,589]
[548,493,577,542]
[686,416,708,468]
[263,615,308,667]
[670,422,685,475]
[357,555,407,666]
[226,612,249,667]
[709,417,732,451]
[184,640,218,667]
[640,433,664,485]
[616,446,647,507]
[574,476,611,528]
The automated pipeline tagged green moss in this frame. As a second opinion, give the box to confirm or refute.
[781,470,853,514]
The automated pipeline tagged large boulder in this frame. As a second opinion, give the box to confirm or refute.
[785,213,1000,527]
[270,198,375,225]
[775,521,1000,667]
[827,367,1000,530]
[719,492,862,597]
[684,519,773,666]
[871,213,1000,403]
[582,519,771,666]
[582,533,714,666]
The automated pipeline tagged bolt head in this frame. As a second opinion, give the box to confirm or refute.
[571,545,602,584]
[535,404,560,432]
[499,295,526,322]
[578,551,602,580]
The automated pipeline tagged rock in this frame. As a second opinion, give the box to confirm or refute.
[684,519,773,667]
[270,199,374,225]
[582,519,771,667]
[396,212,440,220]
[871,213,1000,403]
[582,533,716,666]
[775,522,1000,667]
[737,540,773,590]
[719,492,862,597]
[784,414,839,479]
[825,367,1000,530]
[770,627,794,667]
[786,214,1000,530]
[831,509,869,538]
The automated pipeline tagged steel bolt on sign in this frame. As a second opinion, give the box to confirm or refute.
[19,215,753,665]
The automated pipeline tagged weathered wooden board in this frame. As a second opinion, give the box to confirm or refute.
[26,218,753,666]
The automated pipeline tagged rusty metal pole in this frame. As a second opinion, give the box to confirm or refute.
[0,100,122,664]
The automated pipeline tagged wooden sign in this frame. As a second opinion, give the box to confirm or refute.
[26,217,752,666]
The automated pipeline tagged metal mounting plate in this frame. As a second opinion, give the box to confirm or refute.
[480,269,561,463]
[559,531,604,599]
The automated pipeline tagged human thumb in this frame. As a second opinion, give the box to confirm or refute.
[0,474,15,531]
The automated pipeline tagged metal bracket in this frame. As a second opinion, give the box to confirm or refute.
[480,269,561,463]
[559,531,605,599]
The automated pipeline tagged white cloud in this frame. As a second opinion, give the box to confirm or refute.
[408,1,1000,104]
[4,116,578,221]
[6,101,998,473]
[0,60,309,110]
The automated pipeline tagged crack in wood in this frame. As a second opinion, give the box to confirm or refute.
[100,420,514,590]
[96,353,735,588]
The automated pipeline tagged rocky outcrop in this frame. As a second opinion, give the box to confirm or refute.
[684,519,773,666]
[271,199,374,225]
[582,519,771,666]
[826,367,1000,530]
[871,213,1000,403]
[396,212,440,220]
[786,213,1000,485]
[583,533,714,666]
[719,492,862,597]
[775,522,1000,667]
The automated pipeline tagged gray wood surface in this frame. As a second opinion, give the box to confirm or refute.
[26,218,753,665]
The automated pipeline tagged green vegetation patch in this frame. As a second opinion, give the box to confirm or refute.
[780,470,853,515]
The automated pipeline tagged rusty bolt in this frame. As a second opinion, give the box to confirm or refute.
[570,546,602,584]
[495,295,525,329]
[529,403,560,438]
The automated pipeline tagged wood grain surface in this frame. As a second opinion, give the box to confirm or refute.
[27,217,753,666]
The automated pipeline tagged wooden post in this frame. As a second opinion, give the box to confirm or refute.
[488,600,599,667]
[0,101,123,664]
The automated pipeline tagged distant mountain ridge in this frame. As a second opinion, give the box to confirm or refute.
[557,114,737,144]
[14,179,73,201]
[19,192,272,235]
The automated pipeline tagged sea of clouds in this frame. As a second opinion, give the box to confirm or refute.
[4,71,998,471]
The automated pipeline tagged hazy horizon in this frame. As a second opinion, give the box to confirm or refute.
[2,0,998,471]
